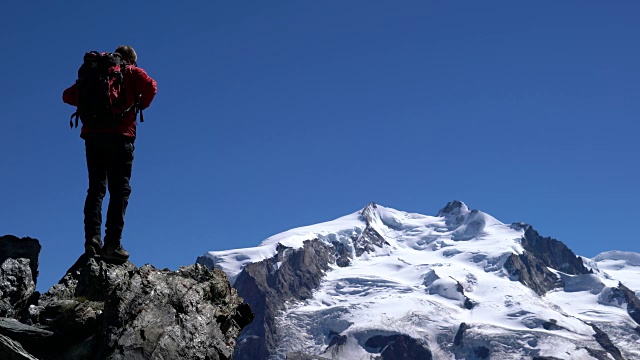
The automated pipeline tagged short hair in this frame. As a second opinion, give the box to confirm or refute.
[115,45,137,64]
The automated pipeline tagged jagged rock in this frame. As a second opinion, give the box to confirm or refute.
[516,225,591,275]
[100,263,251,360]
[504,252,559,295]
[609,283,640,326]
[0,236,41,319]
[590,323,624,360]
[24,254,253,360]
[355,204,390,256]
[503,225,592,296]
[437,200,470,227]
[0,333,38,360]
[232,240,334,360]
[454,322,470,346]
[542,319,564,331]
[353,225,388,257]
[364,334,433,359]
[0,317,58,356]
[0,236,40,284]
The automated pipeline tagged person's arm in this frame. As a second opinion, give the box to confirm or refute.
[62,83,78,106]
[133,67,157,110]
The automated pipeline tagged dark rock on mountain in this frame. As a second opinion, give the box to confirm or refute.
[0,333,38,360]
[0,235,252,360]
[504,224,591,295]
[365,334,433,359]
[437,200,469,227]
[454,322,470,346]
[356,203,390,256]
[0,236,40,285]
[504,252,560,295]
[231,240,334,360]
[0,236,41,319]
[590,323,625,360]
[0,318,58,355]
[532,356,564,360]
[516,225,591,275]
[353,225,388,257]
[609,282,640,326]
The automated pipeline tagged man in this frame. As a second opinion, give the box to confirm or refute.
[63,45,157,263]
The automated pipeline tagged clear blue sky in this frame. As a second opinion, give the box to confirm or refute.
[1,1,638,291]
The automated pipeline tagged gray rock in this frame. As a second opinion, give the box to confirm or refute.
[0,259,35,319]
[0,317,54,343]
[504,252,560,296]
[0,235,41,319]
[0,236,40,285]
[30,255,252,360]
[232,240,334,360]
[364,334,433,360]
[609,282,640,326]
[590,323,624,360]
[516,225,591,276]
[0,333,38,360]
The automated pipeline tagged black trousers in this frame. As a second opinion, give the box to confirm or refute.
[84,133,134,245]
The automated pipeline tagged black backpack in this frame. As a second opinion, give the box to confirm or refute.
[69,51,137,129]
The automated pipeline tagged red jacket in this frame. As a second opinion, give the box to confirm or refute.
[63,65,157,139]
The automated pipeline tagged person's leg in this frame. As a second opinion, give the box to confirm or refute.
[103,135,134,263]
[83,136,107,255]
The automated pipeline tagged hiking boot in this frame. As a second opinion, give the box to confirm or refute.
[84,235,103,256]
[101,243,130,264]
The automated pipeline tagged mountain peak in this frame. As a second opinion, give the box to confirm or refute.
[360,202,379,225]
[437,200,470,217]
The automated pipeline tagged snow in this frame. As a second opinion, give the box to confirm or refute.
[592,250,640,294]
[202,202,640,359]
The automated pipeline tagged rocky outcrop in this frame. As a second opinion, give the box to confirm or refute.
[230,240,334,360]
[503,224,591,296]
[504,252,560,295]
[365,334,432,359]
[609,283,640,326]
[515,224,591,275]
[355,203,390,256]
[0,236,40,319]
[0,236,253,360]
[590,324,625,360]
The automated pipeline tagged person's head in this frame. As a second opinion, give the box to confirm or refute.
[115,45,137,65]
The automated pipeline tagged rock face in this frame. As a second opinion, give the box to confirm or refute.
[230,240,334,360]
[505,224,591,295]
[0,236,253,360]
[0,236,40,319]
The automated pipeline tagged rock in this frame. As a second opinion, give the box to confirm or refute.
[231,240,334,360]
[364,334,433,360]
[590,323,624,360]
[609,282,640,326]
[504,252,559,295]
[0,317,58,356]
[454,322,470,346]
[0,236,41,319]
[0,236,40,284]
[516,225,591,275]
[27,254,252,360]
[0,333,38,360]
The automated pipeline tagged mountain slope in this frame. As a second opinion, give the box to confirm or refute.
[198,202,640,360]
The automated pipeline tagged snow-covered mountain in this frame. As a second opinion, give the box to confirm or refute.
[197,201,640,360]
